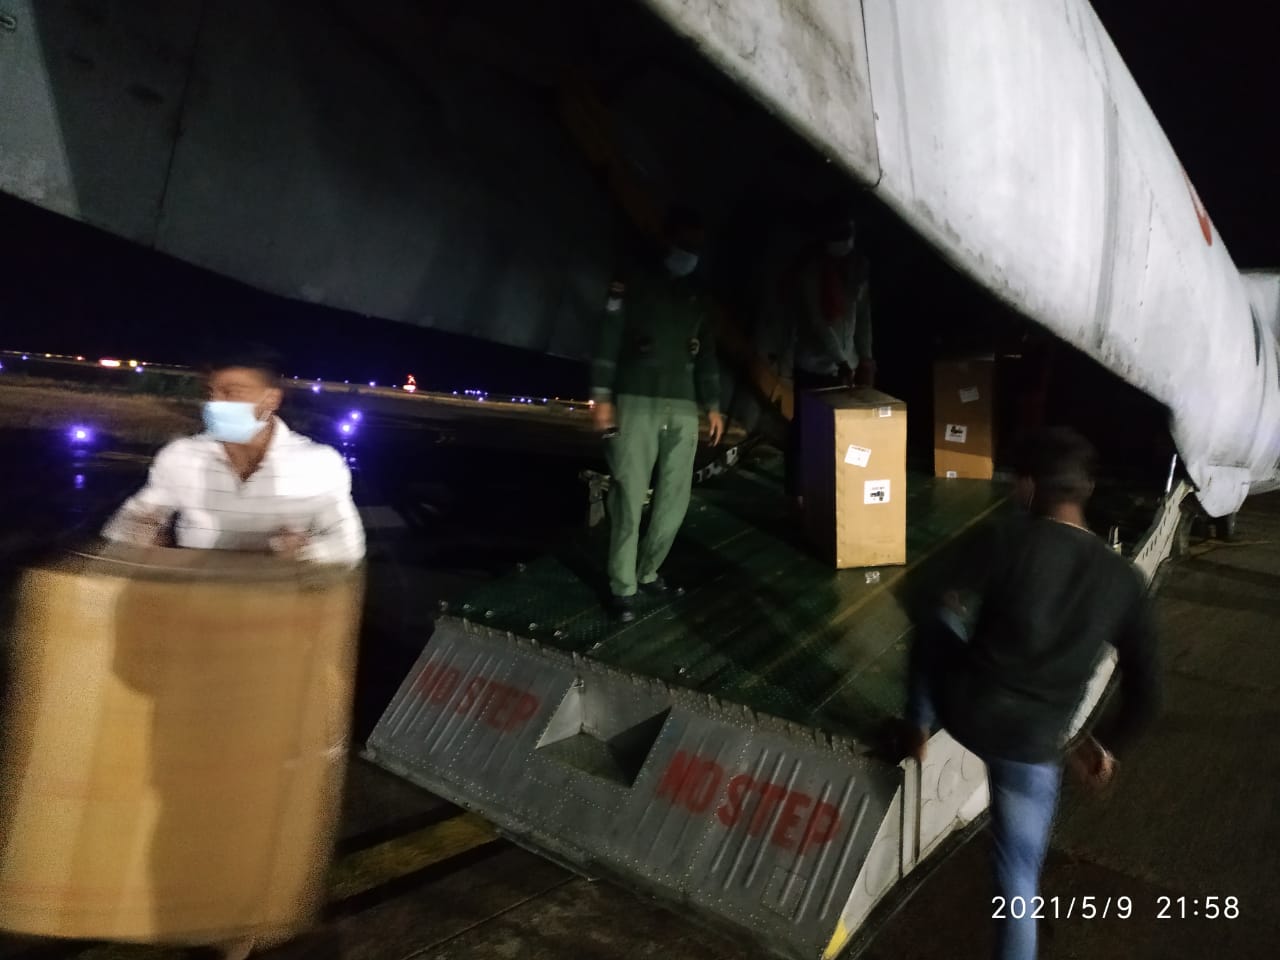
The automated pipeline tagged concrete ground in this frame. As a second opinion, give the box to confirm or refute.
[1,420,1276,959]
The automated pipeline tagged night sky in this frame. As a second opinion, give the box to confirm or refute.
[1092,0,1280,267]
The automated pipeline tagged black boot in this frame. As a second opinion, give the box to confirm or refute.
[609,593,636,622]
[639,576,684,597]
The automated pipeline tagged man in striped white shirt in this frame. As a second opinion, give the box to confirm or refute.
[104,349,365,566]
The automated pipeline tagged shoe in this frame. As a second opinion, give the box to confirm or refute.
[639,576,684,597]
[609,594,636,622]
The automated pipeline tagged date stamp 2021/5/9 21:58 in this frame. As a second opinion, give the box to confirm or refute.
[992,896,1241,920]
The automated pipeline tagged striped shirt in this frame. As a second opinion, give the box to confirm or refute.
[103,418,365,565]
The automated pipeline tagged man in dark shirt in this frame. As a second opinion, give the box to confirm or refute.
[905,427,1161,960]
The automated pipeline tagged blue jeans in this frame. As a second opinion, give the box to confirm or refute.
[986,756,1062,960]
[907,620,1063,960]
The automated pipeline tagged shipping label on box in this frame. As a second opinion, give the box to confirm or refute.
[844,444,871,468]
[864,479,890,504]
[945,424,968,444]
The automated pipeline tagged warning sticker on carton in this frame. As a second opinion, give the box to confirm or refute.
[945,424,968,444]
[959,387,980,404]
[877,406,893,418]
[844,444,871,468]
[946,470,959,479]
[864,479,890,505]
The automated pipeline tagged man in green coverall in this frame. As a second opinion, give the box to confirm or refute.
[591,206,725,622]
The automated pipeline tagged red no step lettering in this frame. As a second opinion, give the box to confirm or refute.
[413,660,540,733]
[655,750,841,853]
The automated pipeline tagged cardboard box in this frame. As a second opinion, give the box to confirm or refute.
[799,387,907,569]
[0,544,363,946]
[934,356,996,479]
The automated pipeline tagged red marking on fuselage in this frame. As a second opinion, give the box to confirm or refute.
[1181,167,1213,246]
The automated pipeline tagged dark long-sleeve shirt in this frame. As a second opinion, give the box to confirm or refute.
[590,259,721,413]
[931,513,1161,764]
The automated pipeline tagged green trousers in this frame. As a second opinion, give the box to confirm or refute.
[605,394,699,597]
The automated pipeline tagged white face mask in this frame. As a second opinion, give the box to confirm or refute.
[665,247,699,277]
[826,237,854,258]
[203,400,269,444]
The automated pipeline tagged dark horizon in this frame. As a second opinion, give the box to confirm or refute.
[0,191,586,398]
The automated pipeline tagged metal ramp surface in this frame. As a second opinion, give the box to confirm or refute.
[439,451,1010,740]
[365,449,1190,959]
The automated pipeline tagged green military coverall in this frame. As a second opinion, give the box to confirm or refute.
[591,259,721,599]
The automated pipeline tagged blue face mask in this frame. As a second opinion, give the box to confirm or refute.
[665,247,699,277]
[203,401,269,444]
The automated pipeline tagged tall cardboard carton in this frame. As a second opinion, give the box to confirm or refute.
[934,356,996,479]
[799,387,907,568]
[0,544,363,947]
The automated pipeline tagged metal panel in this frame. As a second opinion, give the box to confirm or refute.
[1243,271,1280,338]
[366,618,900,960]
[857,0,1279,516]
[636,0,880,183]
[0,0,201,243]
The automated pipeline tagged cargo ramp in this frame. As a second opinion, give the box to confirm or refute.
[365,450,1191,959]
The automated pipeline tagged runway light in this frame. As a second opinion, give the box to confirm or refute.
[348,411,361,421]
[135,366,144,374]
[369,381,377,387]
[75,355,84,361]
[339,422,354,436]
[127,359,138,368]
[21,355,28,360]
[69,425,92,444]
[311,384,322,394]
[99,358,121,368]
[74,474,85,490]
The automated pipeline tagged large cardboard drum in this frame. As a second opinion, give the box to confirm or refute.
[0,543,363,945]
